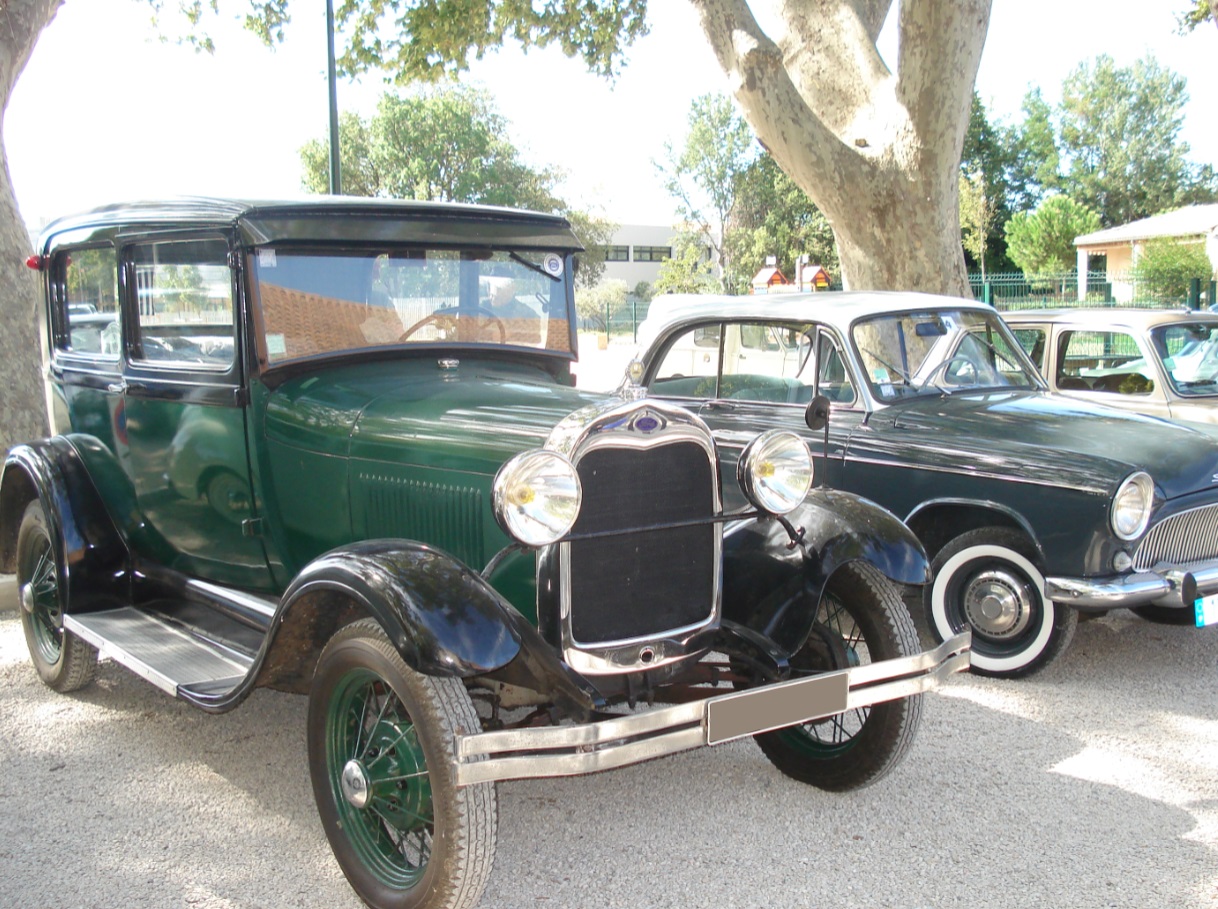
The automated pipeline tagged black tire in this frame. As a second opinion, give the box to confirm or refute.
[308,619,496,909]
[15,499,98,693]
[1131,604,1197,626]
[754,561,922,791]
[925,527,1077,679]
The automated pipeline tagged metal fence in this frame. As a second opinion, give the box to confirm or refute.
[971,271,1218,311]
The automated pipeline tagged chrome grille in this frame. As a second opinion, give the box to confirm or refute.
[1133,503,1218,570]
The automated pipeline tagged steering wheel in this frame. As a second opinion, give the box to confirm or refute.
[399,305,507,343]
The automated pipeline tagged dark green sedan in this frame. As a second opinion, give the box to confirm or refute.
[637,292,1218,678]
[2,200,967,909]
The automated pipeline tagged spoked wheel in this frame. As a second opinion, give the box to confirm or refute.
[754,561,922,791]
[925,527,1077,679]
[308,620,496,909]
[16,500,97,692]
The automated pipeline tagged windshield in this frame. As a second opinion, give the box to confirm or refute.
[1152,322,1218,398]
[252,247,573,364]
[851,309,1040,401]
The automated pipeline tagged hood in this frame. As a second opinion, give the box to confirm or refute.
[264,358,608,473]
[875,391,1218,500]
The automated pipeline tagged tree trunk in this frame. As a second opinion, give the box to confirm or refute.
[688,0,990,297]
[1,0,61,456]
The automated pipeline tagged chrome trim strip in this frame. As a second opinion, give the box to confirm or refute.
[453,632,971,786]
[185,578,277,621]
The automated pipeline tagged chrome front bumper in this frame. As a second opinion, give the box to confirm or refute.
[453,632,971,787]
[1046,561,1218,611]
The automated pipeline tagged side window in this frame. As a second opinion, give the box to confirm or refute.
[1010,328,1046,373]
[129,238,235,369]
[816,333,857,405]
[652,324,721,398]
[1057,330,1153,395]
[721,322,816,404]
[57,246,120,357]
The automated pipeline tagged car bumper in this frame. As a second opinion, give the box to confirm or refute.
[1046,561,1218,611]
[453,631,971,786]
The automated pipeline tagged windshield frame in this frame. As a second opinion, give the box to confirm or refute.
[849,308,1045,404]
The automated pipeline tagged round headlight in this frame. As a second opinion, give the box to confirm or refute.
[738,430,814,515]
[1111,471,1154,541]
[493,450,582,546]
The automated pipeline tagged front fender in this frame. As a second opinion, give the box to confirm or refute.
[722,487,928,656]
[280,540,598,719]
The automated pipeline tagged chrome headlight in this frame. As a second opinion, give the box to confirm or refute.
[1111,471,1154,541]
[738,430,814,515]
[493,449,582,546]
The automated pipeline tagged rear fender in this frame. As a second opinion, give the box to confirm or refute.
[278,541,597,719]
[722,487,928,655]
[1,437,132,612]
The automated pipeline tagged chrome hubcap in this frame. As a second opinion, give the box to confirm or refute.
[19,582,35,615]
[341,759,371,808]
[963,569,1034,639]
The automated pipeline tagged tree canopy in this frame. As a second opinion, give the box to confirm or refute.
[1003,195,1100,278]
[299,84,615,287]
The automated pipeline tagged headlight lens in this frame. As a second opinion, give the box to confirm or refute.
[1111,471,1154,540]
[493,450,582,546]
[738,430,814,515]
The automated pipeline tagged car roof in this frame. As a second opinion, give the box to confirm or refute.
[638,290,993,347]
[1001,307,1218,330]
[38,196,583,253]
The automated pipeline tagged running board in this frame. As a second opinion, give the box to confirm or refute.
[65,607,253,698]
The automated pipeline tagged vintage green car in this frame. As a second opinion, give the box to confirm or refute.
[635,292,1218,679]
[2,199,967,909]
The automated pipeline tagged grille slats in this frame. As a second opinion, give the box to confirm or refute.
[568,442,716,645]
[359,472,484,568]
[1134,503,1218,569]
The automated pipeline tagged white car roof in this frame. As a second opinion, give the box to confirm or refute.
[637,290,988,351]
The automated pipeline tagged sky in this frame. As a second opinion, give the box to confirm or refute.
[7,1,1217,235]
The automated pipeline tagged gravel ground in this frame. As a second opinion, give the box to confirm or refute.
[2,598,1216,909]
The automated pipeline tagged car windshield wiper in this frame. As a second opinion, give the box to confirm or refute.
[859,347,914,387]
[509,252,562,282]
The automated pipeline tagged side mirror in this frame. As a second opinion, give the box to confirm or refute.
[804,395,831,432]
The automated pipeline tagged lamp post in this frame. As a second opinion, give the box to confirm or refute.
[326,0,342,195]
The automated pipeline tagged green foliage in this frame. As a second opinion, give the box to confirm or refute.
[633,281,653,302]
[574,279,629,333]
[154,0,647,79]
[299,84,615,287]
[1059,55,1214,226]
[1177,0,1216,33]
[658,93,757,290]
[1131,239,1215,303]
[727,152,838,293]
[959,171,997,278]
[1003,195,1101,278]
[652,232,718,296]
[1002,88,1061,213]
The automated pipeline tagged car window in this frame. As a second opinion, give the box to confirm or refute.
[651,324,721,398]
[253,248,572,364]
[1152,323,1218,397]
[719,322,816,404]
[1010,327,1047,373]
[816,332,857,405]
[56,246,120,358]
[129,238,235,369]
[1057,330,1153,395]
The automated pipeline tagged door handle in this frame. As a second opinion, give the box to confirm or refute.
[106,380,126,394]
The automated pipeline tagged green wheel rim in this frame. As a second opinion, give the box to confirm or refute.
[326,667,434,891]
[21,528,64,667]
[776,594,871,758]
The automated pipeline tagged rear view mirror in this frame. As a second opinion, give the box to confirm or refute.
[804,395,831,432]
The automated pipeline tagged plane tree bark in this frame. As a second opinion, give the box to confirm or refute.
[688,0,991,294]
[0,0,60,454]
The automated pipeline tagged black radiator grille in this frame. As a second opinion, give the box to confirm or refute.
[568,441,716,644]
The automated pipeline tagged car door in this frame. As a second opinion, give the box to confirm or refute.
[1051,325,1172,419]
[117,232,272,590]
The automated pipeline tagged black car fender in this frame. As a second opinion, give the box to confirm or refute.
[0,436,132,613]
[722,487,928,656]
[278,540,598,719]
